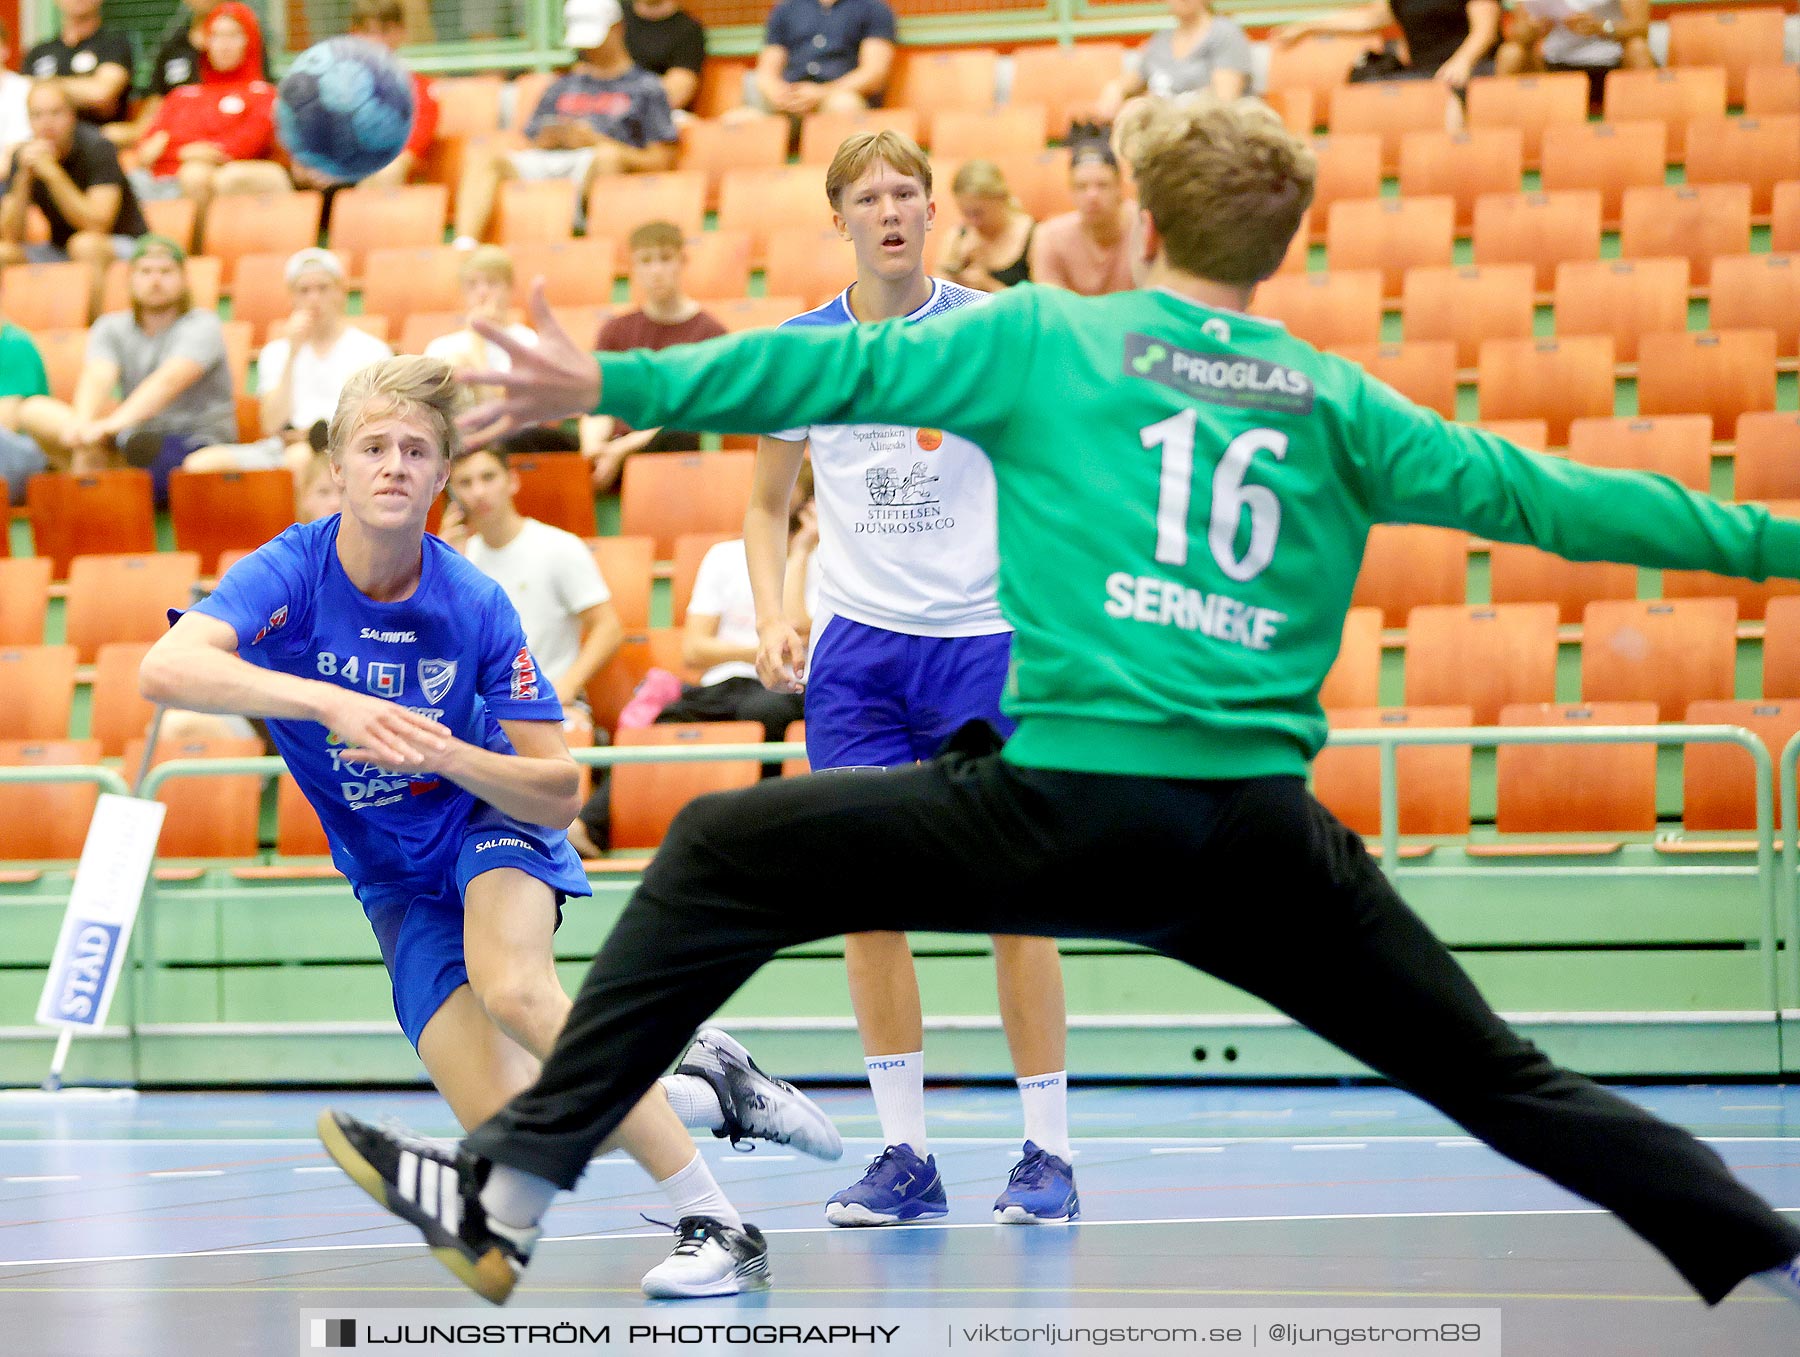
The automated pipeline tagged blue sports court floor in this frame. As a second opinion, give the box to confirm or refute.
[3,1083,1799,1355]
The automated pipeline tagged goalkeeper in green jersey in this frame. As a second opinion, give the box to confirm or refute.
[321,96,1800,1313]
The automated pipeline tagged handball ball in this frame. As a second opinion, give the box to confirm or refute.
[277,37,415,182]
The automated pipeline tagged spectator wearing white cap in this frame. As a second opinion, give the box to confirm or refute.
[450,0,677,247]
[180,246,390,478]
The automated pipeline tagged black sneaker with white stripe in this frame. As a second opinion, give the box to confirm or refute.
[317,1109,534,1305]
[640,1215,771,1299]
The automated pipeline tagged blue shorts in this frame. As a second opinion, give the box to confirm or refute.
[805,616,1015,770]
[354,807,591,1048]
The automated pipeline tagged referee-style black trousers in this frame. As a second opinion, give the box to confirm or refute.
[465,731,1800,1304]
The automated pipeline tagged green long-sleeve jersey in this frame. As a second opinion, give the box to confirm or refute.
[597,284,1800,779]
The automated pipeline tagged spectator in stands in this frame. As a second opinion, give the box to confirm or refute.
[1275,0,1500,100]
[450,0,677,247]
[24,0,133,126]
[341,0,441,186]
[443,444,624,746]
[749,0,895,118]
[1028,140,1135,297]
[425,245,537,401]
[183,246,392,479]
[579,220,725,489]
[1093,0,1253,123]
[624,0,706,119]
[129,3,288,227]
[939,160,1034,292]
[0,268,52,498]
[1494,0,1652,103]
[0,22,31,173]
[107,0,275,154]
[296,442,341,522]
[22,233,235,481]
[0,81,149,317]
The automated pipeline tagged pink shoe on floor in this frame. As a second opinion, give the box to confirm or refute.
[616,668,683,730]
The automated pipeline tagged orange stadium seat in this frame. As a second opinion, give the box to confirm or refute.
[1536,119,1666,229]
[140,196,198,253]
[275,773,331,857]
[1265,35,1380,125]
[1775,181,1800,253]
[718,165,831,257]
[508,240,617,308]
[126,735,265,858]
[1637,330,1777,435]
[680,230,754,302]
[587,171,707,237]
[1403,603,1559,725]
[1733,412,1800,501]
[548,304,611,347]
[1251,270,1384,352]
[610,721,765,849]
[1476,335,1616,445]
[33,327,86,402]
[1602,67,1725,158]
[1311,705,1474,838]
[1490,701,1660,838]
[1683,115,1800,218]
[671,532,736,624]
[620,450,757,558]
[220,320,251,391]
[433,73,505,137]
[1682,699,1800,833]
[1318,607,1384,710]
[1335,341,1458,418]
[585,633,651,732]
[1465,72,1588,169]
[1305,133,1382,242]
[781,718,808,777]
[892,48,1000,141]
[1551,256,1689,363]
[0,738,102,859]
[1329,80,1453,174]
[101,254,221,316]
[1,260,88,330]
[397,310,467,355]
[930,105,1049,162]
[1744,64,1800,117]
[0,645,76,740]
[495,179,578,245]
[509,454,595,537]
[1326,196,1455,298]
[679,116,788,199]
[26,470,155,579]
[508,70,557,129]
[1262,87,1317,136]
[1350,524,1469,626]
[692,56,752,120]
[1707,255,1800,359]
[202,191,324,284]
[1009,42,1124,139]
[228,251,307,347]
[713,296,806,334]
[1474,418,1550,447]
[362,247,465,328]
[64,552,201,664]
[328,184,449,277]
[0,557,51,647]
[589,535,654,630]
[1488,542,1635,623]
[1397,127,1524,231]
[1666,6,1788,106]
[1471,189,1602,293]
[168,469,296,576]
[89,641,155,758]
[1400,264,1535,368]
[765,228,854,311]
[1581,597,1738,720]
[1663,498,1800,619]
[1566,414,1714,490]
[1763,596,1800,698]
[798,108,921,164]
[1001,147,1074,222]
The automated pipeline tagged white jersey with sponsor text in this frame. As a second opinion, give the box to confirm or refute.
[773,279,1008,637]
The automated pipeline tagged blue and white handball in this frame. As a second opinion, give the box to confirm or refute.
[277,37,415,182]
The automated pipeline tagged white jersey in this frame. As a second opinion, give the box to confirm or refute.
[772,279,1009,638]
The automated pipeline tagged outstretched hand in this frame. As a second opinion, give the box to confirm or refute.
[460,279,602,450]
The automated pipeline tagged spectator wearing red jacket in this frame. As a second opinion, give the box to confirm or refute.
[131,1,287,236]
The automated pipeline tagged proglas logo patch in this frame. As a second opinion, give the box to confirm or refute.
[1124,333,1314,414]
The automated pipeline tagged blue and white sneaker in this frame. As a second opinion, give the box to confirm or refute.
[824,1144,948,1226]
[993,1141,1079,1223]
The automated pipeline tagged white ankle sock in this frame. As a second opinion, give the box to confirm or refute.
[659,1073,726,1133]
[1016,1070,1071,1162]
[865,1050,927,1156]
[657,1150,741,1230]
[1753,1253,1800,1304]
[478,1162,559,1232]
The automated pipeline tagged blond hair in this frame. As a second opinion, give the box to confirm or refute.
[1113,96,1315,287]
[627,220,685,254]
[458,244,514,287]
[950,159,1012,202]
[825,130,933,209]
[328,356,467,464]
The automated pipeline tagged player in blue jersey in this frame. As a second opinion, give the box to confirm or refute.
[139,355,842,1299]
[747,131,1077,1228]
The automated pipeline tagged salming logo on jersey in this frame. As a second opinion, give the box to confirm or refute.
[1125,333,1314,415]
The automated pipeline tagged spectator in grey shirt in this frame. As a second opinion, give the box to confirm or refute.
[1095,0,1252,122]
[35,234,234,483]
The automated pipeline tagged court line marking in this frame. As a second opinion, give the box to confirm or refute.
[6,1205,1800,1269]
[11,1134,1800,1148]
[2,1176,78,1184]
[1292,1144,1367,1152]
[145,1171,224,1180]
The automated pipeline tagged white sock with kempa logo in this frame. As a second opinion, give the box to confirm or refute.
[865,1050,927,1157]
[1017,1070,1071,1162]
